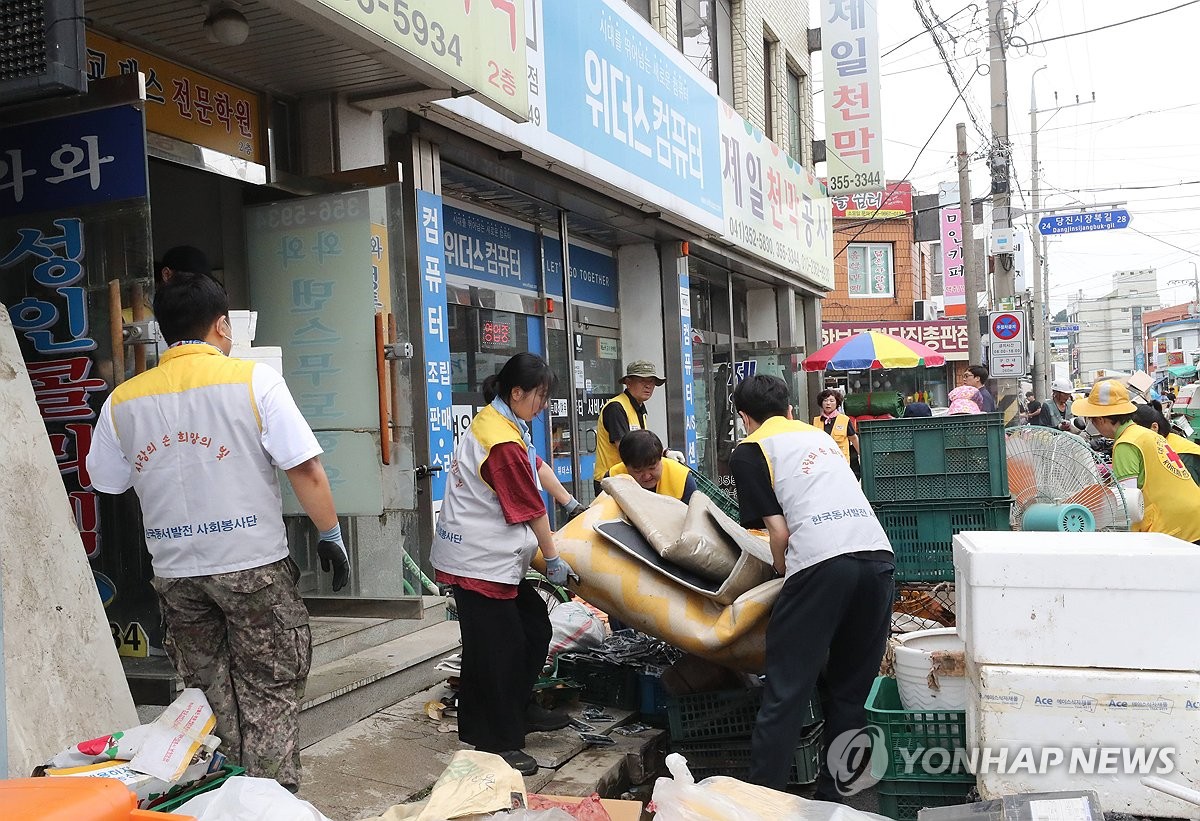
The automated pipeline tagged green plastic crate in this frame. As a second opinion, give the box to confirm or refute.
[858,414,1008,503]
[148,764,246,811]
[556,654,640,710]
[674,722,823,785]
[690,469,740,520]
[875,499,1011,583]
[667,687,821,742]
[876,778,977,821]
[866,676,973,783]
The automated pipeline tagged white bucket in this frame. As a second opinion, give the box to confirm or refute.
[227,310,257,346]
[893,627,967,710]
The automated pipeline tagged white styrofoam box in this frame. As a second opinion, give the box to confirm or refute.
[954,531,1200,670]
[969,663,1200,818]
[230,345,282,375]
[227,310,257,346]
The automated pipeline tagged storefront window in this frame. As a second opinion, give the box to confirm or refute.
[847,242,895,298]
[449,305,533,436]
[677,0,734,104]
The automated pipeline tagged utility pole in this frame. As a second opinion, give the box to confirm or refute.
[1030,78,1094,397]
[957,122,981,362]
[987,0,1017,421]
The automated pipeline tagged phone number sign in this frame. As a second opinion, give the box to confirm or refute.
[989,310,1026,375]
[302,0,528,121]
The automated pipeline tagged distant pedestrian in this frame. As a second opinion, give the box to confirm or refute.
[961,365,996,412]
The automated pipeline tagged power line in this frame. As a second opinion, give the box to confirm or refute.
[913,0,990,141]
[835,68,982,259]
[1019,0,1200,47]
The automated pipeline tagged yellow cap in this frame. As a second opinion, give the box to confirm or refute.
[1071,380,1137,418]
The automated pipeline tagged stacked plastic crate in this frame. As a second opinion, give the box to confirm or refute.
[665,688,823,785]
[857,413,1011,585]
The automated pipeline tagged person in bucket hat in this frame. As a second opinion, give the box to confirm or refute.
[1073,380,1200,542]
[592,360,666,495]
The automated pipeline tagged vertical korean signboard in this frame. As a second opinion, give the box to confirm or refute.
[822,0,884,196]
[416,190,453,508]
[718,102,833,289]
[542,0,723,220]
[246,191,383,515]
[939,182,966,317]
[0,103,155,655]
[679,270,698,467]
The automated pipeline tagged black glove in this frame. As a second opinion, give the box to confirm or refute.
[563,498,587,520]
[318,540,350,591]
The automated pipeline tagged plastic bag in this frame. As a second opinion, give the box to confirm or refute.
[651,753,891,821]
[548,601,606,659]
[174,776,332,821]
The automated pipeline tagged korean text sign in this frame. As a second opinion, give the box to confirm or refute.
[679,271,698,466]
[718,102,833,289]
[821,0,884,196]
[0,105,147,215]
[543,0,723,219]
[821,321,969,356]
[417,190,454,506]
[246,192,383,515]
[303,0,528,121]
[940,206,966,316]
[830,181,912,218]
[846,243,892,297]
[86,32,261,163]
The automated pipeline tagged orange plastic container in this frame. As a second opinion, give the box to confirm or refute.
[0,778,197,821]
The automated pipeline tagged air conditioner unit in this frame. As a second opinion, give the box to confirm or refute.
[0,0,87,105]
[913,299,937,321]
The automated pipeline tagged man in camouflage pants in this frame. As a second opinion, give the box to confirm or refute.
[88,258,351,790]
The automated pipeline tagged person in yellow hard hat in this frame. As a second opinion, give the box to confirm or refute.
[1072,380,1200,543]
[593,360,666,495]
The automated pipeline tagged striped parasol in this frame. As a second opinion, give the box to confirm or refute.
[802,331,946,371]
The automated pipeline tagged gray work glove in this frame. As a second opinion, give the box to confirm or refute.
[544,555,578,586]
[318,523,350,592]
[562,498,587,521]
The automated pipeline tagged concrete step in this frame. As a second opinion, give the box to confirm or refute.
[310,595,448,669]
[300,620,461,748]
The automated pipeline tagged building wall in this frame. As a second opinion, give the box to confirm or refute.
[1069,269,1158,378]
[1143,303,1193,373]
[823,217,920,323]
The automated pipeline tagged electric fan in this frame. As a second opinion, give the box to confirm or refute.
[1005,426,1131,532]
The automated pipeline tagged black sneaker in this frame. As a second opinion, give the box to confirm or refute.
[526,703,571,731]
[497,749,539,776]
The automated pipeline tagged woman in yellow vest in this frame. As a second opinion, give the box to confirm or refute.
[1132,401,1200,486]
[813,389,859,464]
[606,429,697,503]
[1072,381,1200,542]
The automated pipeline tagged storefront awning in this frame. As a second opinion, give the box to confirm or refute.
[1167,365,1196,378]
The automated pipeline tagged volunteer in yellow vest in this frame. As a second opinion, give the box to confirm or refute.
[730,375,894,797]
[606,429,697,503]
[87,269,346,791]
[431,353,578,776]
[1072,381,1200,543]
[1132,401,1200,488]
[593,360,666,494]
[813,389,859,463]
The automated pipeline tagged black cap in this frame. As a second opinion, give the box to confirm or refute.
[160,246,212,279]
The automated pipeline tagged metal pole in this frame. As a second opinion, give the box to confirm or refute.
[558,210,582,501]
[1029,66,1048,398]
[957,122,982,362]
[1041,233,1052,385]
[988,0,1018,419]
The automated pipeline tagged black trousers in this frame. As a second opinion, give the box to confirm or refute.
[750,553,894,794]
[452,579,552,752]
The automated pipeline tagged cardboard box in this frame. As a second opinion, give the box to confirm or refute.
[45,754,213,808]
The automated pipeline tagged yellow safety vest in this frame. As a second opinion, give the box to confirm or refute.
[1117,424,1200,543]
[594,392,645,481]
[813,414,852,461]
[609,458,691,501]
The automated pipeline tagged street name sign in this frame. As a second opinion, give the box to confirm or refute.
[1038,210,1131,236]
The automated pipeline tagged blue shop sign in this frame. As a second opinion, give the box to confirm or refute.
[544,238,617,309]
[0,105,147,216]
[543,0,723,219]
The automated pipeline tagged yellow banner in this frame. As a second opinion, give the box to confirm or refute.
[86,32,262,163]
[305,0,528,120]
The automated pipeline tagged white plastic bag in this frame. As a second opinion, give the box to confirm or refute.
[651,753,891,821]
[174,776,333,821]
[547,601,606,659]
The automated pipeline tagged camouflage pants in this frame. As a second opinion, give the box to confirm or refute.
[152,557,311,791]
